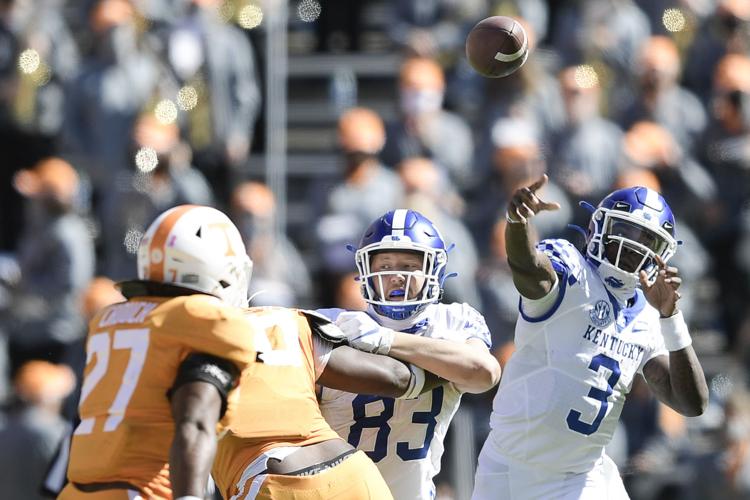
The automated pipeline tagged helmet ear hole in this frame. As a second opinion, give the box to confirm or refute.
[219,280,230,288]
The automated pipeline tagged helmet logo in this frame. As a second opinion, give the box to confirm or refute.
[613,201,631,211]
[208,222,237,257]
[151,248,163,264]
[590,299,612,327]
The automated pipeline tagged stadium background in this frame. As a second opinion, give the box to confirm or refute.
[0,0,749,498]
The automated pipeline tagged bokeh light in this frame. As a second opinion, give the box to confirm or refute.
[237,4,263,29]
[177,86,199,111]
[123,228,143,254]
[662,8,686,33]
[135,146,159,172]
[711,373,734,400]
[574,64,599,89]
[18,49,40,74]
[31,63,52,87]
[154,99,178,124]
[297,0,321,22]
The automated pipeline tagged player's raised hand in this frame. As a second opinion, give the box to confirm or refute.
[507,174,561,224]
[640,255,682,318]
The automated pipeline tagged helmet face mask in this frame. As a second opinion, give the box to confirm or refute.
[586,187,677,285]
[137,205,253,307]
[355,210,448,321]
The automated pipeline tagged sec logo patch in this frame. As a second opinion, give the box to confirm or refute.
[590,300,611,327]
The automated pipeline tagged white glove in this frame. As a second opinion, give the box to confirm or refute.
[335,311,395,355]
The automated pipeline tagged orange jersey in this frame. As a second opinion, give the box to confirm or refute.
[213,307,340,497]
[66,294,256,497]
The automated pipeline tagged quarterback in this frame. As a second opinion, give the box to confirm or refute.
[60,205,256,499]
[317,209,501,499]
[472,176,708,499]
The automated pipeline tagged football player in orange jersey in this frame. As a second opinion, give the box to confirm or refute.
[211,310,437,499]
[59,205,257,500]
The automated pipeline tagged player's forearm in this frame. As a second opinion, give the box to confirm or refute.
[666,346,708,417]
[170,420,216,497]
[388,334,500,393]
[505,222,556,299]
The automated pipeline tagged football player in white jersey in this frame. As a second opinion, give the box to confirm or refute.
[472,176,709,499]
[316,209,502,499]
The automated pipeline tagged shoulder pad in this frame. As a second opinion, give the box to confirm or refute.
[300,310,347,344]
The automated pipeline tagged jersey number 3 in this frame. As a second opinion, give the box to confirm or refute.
[347,386,444,462]
[567,353,621,435]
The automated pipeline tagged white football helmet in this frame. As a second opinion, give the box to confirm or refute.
[137,205,253,307]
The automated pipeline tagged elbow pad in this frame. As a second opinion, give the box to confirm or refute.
[169,353,240,417]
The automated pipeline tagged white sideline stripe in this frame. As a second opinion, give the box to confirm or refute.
[392,209,408,237]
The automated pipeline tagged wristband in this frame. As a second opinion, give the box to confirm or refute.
[397,364,426,400]
[175,496,203,500]
[659,310,692,351]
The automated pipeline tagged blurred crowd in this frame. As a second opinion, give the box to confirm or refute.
[0,0,749,499]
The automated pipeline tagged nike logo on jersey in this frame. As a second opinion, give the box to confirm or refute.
[582,325,646,362]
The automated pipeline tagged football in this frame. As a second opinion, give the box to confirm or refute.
[465,16,529,78]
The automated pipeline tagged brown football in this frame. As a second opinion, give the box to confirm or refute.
[465,16,529,78]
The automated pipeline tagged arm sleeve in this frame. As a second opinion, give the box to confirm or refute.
[169,353,241,417]
[311,334,334,380]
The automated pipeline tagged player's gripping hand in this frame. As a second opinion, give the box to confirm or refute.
[506,174,561,225]
[640,255,682,318]
[335,311,395,355]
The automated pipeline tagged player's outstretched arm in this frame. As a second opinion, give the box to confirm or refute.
[318,345,442,398]
[170,381,223,498]
[641,258,708,417]
[505,174,560,299]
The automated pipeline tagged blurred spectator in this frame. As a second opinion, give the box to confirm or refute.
[477,218,520,358]
[621,377,691,499]
[687,389,750,499]
[332,271,367,311]
[164,0,261,203]
[467,116,572,254]
[398,156,481,307]
[700,53,750,341]
[684,0,750,104]
[61,0,160,191]
[312,107,403,273]
[101,114,214,279]
[621,121,717,224]
[2,157,94,374]
[551,0,651,79]
[381,57,475,190]
[549,65,624,202]
[0,0,20,128]
[231,181,313,307]
[387,0,483,59]
[614,36,707,156]
[0,361,75,500]
[9,0,80,137]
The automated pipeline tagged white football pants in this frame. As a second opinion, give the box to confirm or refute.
[471,438,629,500]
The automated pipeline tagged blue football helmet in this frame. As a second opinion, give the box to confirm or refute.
[586,186,678,286]
[354,209,449,320]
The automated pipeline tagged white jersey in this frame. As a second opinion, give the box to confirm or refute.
[317,303,491,500]
[488,239,668,474]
